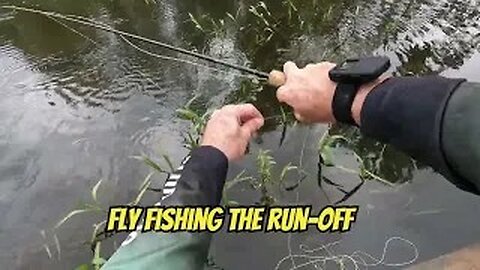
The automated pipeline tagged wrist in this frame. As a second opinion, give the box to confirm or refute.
[199,144,230,161]
[351,76,391,126]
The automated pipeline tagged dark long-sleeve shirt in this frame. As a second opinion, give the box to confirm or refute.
[103,77,480,270]
[361,77,480,194]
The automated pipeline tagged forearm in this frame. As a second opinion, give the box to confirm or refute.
[102,146,228,270]
[355,76,480,195]
[442,82,480,194]
[161,146,228,206]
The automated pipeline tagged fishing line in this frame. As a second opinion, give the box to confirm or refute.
[285,128,313,269]
[51,9,257,80]
[46,12,166,100]
[120,35,257,80]
[1,5,270,80]
[27,5,260,112]
[47,15,98,45]
[5,4,263,91]
[275,236,419,270]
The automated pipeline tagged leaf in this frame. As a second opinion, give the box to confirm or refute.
[327,135,350,146]
[141,156,168,174]
[285,174,307,191]
[226,12,236,22]
[176,108,198,121]
[185,95,199,108]
[320,146,335,167]
[74,264,90,270]
[92,257,107,266]
[43,244,52,260]
[259,2,272,16]
[53,233,61,260]
[224,170,254,190]
[91,179,103,203]
[55,209,93,229]
[225,200,240,206]
[279,163,297,182]
[188,13,204,32]
[91,220,108,243]
[162,154,175,172]
[92,242,105,270]
[132,172,154,205]
[286,0,298,11]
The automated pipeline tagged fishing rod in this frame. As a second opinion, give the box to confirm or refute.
[1,5,286,87]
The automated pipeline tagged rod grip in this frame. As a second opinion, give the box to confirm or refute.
[268,70,286,87]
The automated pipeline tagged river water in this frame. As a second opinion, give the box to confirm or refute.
[0,0,479,269]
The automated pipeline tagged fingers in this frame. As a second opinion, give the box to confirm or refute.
[277,61,299,105]
[276,85,296,104]
[233,104,264,137]
[235,104,264,124]
[241,119,262,139]
[217,104,264,136]
[283,61,299,75]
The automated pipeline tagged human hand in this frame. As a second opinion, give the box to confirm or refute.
[276,61,389,125]
[201,104,264,161]
[276,61,338,123]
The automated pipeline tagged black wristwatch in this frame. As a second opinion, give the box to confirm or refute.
[329,56,390,125]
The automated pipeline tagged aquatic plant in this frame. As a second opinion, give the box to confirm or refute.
[4,2,422,269]
[48,157,167,269]
[176,95,211,150]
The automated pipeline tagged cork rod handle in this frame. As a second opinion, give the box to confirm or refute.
[268,70,286,87]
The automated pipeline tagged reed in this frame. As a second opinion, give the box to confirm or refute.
[3,3,401,269]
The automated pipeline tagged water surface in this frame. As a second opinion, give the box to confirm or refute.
[0,0,479,269]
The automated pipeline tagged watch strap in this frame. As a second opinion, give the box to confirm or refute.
[332,83,358,126]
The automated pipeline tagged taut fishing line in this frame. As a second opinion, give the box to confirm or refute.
[62,7,257,80]
[0,5,270,81]
[1,5,258,82]
[120,35,257,80]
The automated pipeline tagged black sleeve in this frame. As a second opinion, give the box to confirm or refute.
[103,146,228,270]
[161,146,228,206]
[360,76,480,195]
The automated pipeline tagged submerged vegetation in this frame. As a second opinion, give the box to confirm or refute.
[49,96,391,269]
[12,1,396,268]
[1,0,478,268]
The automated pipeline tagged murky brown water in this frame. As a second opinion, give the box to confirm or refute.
[0,0,479,269]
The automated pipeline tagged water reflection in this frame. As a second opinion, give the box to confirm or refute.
[0,0,479,269]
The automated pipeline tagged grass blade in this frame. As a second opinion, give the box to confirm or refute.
[91,179,103,204]
[55,209,93,229]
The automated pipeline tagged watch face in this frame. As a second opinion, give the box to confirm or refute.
[339,59,359,70]
[329,56,390,84]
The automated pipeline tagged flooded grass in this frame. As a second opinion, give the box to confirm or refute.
[15,3,404,267]
[1,0,479,269]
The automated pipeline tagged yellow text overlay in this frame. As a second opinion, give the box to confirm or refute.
[105,206,358,233]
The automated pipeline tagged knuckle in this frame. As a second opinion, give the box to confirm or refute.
[284,61,294,68]
[320,61,336,69]
[210,109,221,118]
[243,103,255,110]
[223,104,235,110]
